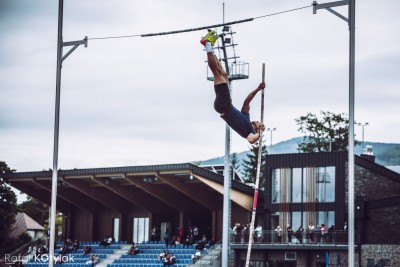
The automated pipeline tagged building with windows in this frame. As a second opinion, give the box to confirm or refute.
[2,151,400,266]
[232,151,400,267]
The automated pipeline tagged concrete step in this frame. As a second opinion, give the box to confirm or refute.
[96,244,131,267]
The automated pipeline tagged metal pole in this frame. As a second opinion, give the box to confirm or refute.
[362,125,364,143]
[348,0,356,266]
[266,128,276,153]
[221,5,231,265]
[49,0,63,265]
[222,109,231,267]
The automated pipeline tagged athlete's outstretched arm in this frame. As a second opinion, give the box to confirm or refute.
[241,83,265,113]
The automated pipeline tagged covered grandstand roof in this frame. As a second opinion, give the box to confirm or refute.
[2,163,255,214]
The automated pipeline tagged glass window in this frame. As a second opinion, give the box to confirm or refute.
[325,167,335,202]
[272,166,335,204]
[317,211,335,228]
[292,212,302,230]
[113,218,120,242]
[316,167,335,202]
[292,168,302,203]
[133,217,149,244]
[272,169,280,203]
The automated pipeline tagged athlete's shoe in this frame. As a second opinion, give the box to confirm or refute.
[200,30,219,46]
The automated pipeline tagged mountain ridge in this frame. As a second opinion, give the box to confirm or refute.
[198,137,400,167]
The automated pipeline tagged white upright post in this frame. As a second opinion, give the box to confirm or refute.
[348,0,356,266]
[49,0,64,265]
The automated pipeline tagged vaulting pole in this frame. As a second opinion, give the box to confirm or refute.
[245,63,265,267]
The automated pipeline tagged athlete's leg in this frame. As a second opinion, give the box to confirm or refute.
[213,53,229,83]
[201,30,227,85]
[207,51,227,85]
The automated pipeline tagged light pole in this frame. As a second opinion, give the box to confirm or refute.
[266,128,276,153]
[356,122,369,145]
[313,1,356,265]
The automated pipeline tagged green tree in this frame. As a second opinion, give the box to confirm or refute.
[18,196,49,227]
[0,161,17,254]
[230,153,240,181]
[241,140,267,186]
[231,153,239,169]
[295,111,359,152]
[3,232,32,254]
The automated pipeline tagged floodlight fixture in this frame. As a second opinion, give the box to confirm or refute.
[222,26,230,32]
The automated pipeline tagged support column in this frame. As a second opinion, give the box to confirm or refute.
[179,212,184,229]
[212,211,217,239]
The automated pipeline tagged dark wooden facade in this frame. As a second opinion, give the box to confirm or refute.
[2,163,254,243]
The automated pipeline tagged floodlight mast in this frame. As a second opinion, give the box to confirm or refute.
[49,1,88,266]
[220,32,232,267]
[313,1,356,266]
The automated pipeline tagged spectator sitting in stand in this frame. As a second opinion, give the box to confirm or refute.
[107,235,113,246]
[134,243,139,254]
[184,234,194,246]
[66,238,74,253]
[127,244,135,256]
[196,234,207,250]
[170,253,176,265]
[163,252,171,266]
[83,245,92,256]
[72,240,79,253]
[58,245,68,256]
[85,254,99,266]
[191,249,201,263]
[158,249,166,261]
[100,235,108,247]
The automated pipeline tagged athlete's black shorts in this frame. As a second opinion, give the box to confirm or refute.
[214,83,232,114]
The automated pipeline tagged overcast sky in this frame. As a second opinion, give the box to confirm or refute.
[1,0,399,174]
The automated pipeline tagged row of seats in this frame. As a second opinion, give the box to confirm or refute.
[57,241,128,246]
[138,244,196,250]
[65,254,107,259]
[121,254,193,259]
[108,264,189,267]
[25,264,87,267]
[114,259,192,264]
[57,245,122,250]
[54,249,115,254]
[128,249,195,255]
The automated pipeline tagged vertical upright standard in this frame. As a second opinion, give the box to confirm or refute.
[48,2,64,264]
[49,1,87,265]
[348,1,356,265]
[313,1,356,265]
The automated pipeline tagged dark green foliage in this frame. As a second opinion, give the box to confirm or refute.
[0,161,18,254]
[241,139,267,186]
[295,111,360,152]
[3,232,32,254]
[231,153,239,170]
[18,196,49,228]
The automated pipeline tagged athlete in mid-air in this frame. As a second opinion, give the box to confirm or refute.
[200,30,265,144]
